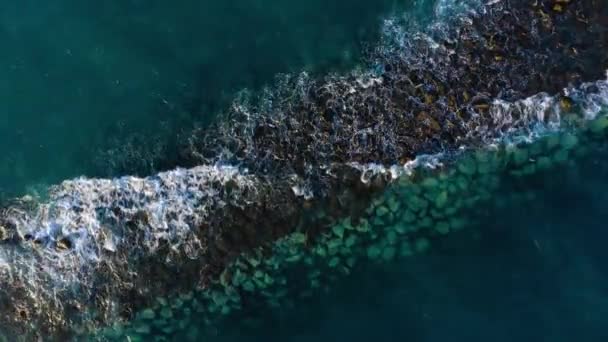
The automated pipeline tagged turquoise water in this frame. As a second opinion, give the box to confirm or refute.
[0,0,417,197]
[147,122,606,342]
[207,134,608,342]
[1,0,608,341]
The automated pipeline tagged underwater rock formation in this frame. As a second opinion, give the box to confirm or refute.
[0,0,607,339]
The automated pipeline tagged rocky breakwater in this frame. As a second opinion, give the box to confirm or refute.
[0,0,606,339]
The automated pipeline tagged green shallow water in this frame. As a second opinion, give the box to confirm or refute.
[0,0,426,197]
[148,124,608,342]
[98,111,608,341]
[242,141,608,341]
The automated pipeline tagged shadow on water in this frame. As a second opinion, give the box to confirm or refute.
[208,141,608,342]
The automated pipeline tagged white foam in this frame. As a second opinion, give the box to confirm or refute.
[482,77,608,144]
[1,164,259,301]
[345,77,608,183]
[349,153,445,183]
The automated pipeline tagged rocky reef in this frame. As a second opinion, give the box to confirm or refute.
[0,0,607,340]
[186,0,607,176]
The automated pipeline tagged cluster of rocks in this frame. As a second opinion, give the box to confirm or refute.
[112,112,608,342]
[0,0,606,340]
[184,0,607,184]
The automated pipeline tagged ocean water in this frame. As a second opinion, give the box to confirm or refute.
[1,0,608,341]
[208,134,608,342]
[0,0,418,198]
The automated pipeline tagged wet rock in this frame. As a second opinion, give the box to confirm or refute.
[0,225,8,241]
[589,116,608,134]
[560,134,578,149]
[55,237,72,251]
[0,0,606,339]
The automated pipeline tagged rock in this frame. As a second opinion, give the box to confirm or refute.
[0,225,7,241]
[477,162,492,174]
[400,241,413,257]
[529,142,544,157]
[161,326,174,335]
[545,135,560,149]
[512,148,528,165]
[221,305,231,315]
[387,196,400,212]
[344,235,357,248]
[435,221,450,235]
[327,238,342,252]
[134,324,151,334]
[291,232,307,244]
[553,149,569,163]
[154,335,168,342]
[332,225,345,238]
[406,195,428,212]
[263,274,274,285]
[419,217,433,229]
[560,133,578,149]
[372,216,385,226]
[355,219,371,232]
[455,176,469,190]
[421,177,439,188]
[521,164,536,175]
[475,151,490,163]
[401,210,417,223]
[153,319,167,328]
[105,324,124,339]
[375,205,390,217]
[430,209,445,219]
[56,237,72,251]
[414,238,430,253]
[447,184,458,194]
[445,206,458,216]
[449,217,466,230]
[346,257,357,268]
[141,309,155,320]
[394,224,408,234]
[536,156,552,170]
[434,191,448,208]
[382,246,396,261]
[186,327,199,341]
[386,231,398,245]
[172,298,183,309]
[128,334,144,342]
[342,217,354,230]
[589,116,608,134]
[371,197,385,208]
[160,307,173,319]
[510,169,524,177]
[156,297,168,307]
[458,158,476,175]
[367,245,381,260]
[328,257,340,268]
